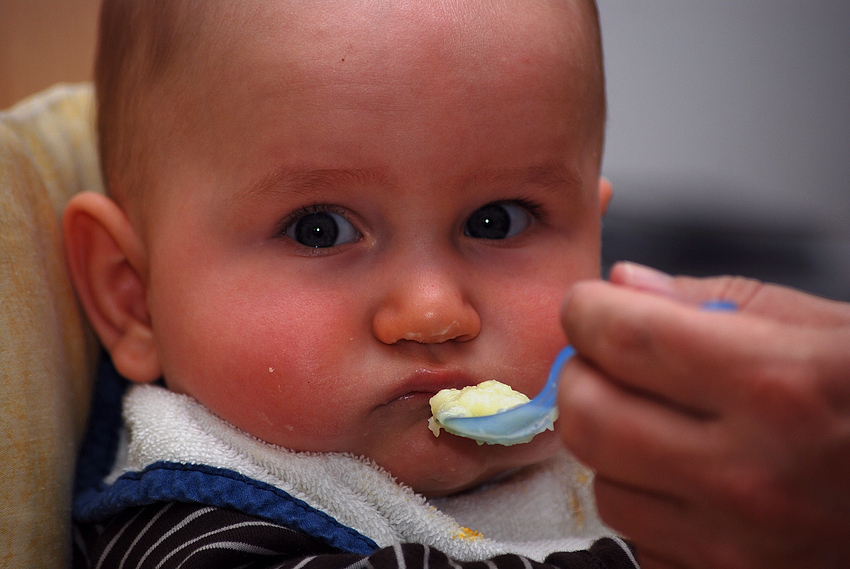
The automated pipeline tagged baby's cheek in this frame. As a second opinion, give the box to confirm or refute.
[173,305,361,447]
[176,358,340,449]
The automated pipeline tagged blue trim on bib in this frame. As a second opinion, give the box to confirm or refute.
[75,460,378,555]
[72,356,378,556]
[73,352,128,497]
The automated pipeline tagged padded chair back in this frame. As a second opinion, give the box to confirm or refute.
[1,84,102,568]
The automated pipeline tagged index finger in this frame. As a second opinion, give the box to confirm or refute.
[609,261,850,328]
[561,280,784,416]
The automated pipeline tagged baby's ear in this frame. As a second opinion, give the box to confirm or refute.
[62,192,161,383]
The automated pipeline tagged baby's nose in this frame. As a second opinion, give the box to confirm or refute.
[372,271,481,345]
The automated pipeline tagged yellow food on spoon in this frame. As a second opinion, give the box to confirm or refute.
[428,380,530,437]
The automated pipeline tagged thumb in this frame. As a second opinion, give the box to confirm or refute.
[608,261,850,327]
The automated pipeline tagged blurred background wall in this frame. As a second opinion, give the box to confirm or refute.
[2,0,848,299]
[597,1,850,300]
[0,0,99,109]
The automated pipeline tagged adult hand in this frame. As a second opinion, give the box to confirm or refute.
[557,262,850,569]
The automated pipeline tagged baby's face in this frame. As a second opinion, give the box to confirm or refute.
[138,0,608,496]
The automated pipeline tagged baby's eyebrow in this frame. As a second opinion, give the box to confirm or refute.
[234,162,581,204]
[235,167,387,203]
[466,161,583,194]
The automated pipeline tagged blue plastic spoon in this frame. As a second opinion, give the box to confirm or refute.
[433,300,737,446]
[433,345,573,446]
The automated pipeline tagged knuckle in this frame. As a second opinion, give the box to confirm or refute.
[709,275,765,309]
[744,353,825,435]
[720,467,794,527]
[604,312,655,356]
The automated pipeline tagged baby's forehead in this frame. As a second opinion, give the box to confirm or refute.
[200,0,600,106]
[142,0,604,182]
[209,0,594,60]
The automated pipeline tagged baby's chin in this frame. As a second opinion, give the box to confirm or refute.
[374,429,560,498]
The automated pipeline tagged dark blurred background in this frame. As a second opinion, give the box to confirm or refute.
[597,2,850,301]
[601,211,850,301]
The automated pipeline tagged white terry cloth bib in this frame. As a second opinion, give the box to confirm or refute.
[112,384,615,562]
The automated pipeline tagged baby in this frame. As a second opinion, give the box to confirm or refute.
[65,0,632,567]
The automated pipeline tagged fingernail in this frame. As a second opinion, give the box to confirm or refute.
[616,262,675,295]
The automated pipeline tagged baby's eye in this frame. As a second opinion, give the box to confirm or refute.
[284,209,360,248]
[464,202,533,240]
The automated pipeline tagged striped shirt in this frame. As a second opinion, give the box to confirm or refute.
[73,502,639,569]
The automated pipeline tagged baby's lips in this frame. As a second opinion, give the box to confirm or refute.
[384,368,482,405]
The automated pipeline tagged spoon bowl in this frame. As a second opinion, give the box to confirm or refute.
[433,346,575,446]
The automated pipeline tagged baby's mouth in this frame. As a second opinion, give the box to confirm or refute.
[381,368,481,408]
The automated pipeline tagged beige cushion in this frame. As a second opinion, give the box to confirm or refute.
[0,84,101,568]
